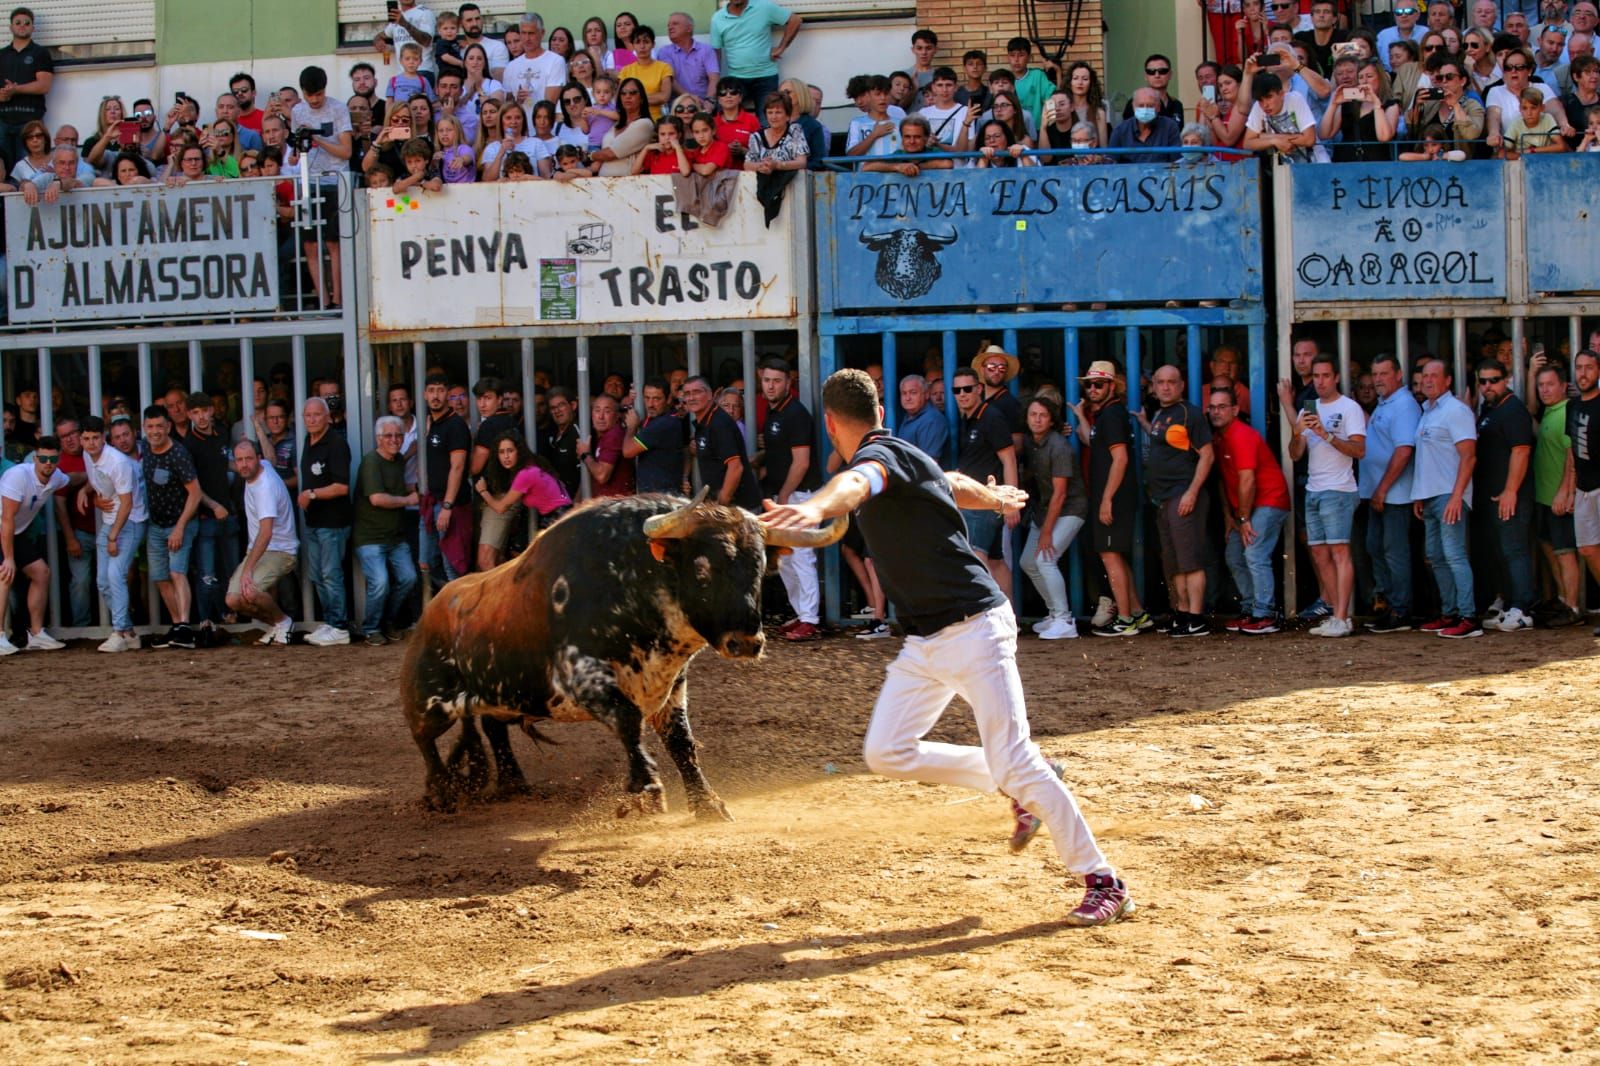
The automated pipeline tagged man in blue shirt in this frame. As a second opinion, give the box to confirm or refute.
[1411,359,1480,638]
[1107,87,1180,162]
[1359,354,1422,633]
[896,374,948,463]
[711,0,802,110]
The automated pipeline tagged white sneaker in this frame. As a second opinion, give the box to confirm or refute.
[1031,617,1054,633]
[1491,607,1532,632]
[306,624,351,647]
[1038,617,1079,640]
[1312,616,1352,638]
[1483,597,1506,624]
[1091,596,1115,628]
[0,634,18,656]
[97,633,133,653]
[851,606,876,619]
[258,619,293,646]
[25,629,65,651]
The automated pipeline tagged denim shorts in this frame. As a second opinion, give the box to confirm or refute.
[1304,489,1358,545]
[960,507,1004,557]
[147,521,199,581]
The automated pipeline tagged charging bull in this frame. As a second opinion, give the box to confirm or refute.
[401,490,846,818]
[861,226,957,300]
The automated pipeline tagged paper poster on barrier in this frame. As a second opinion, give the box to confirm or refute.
[366,175,797,330]
[539,258,579,320]
[3,181,280,325]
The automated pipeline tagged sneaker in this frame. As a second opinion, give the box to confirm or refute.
[1092,615,1144,637]
[97,632,133,654]
[167,624,197,650]
[1297,598,1332,622]
[306,624,351,647]
[1223,616,1246,633]
[1038,617,1079,640]
[1238,615,1280,635]
[364,631,389,647]
[1172,617,1211,637]
[1419,615,1454,633]
[1090,596,1116,628]
[1545,606,1582,628]
[781,621,822,642]
[850,606,876,620]
[774,617,801,634]
[855,621,893,640]
[1482,597,1505,625]
[147,627,172,649]
[1367,611,1413,634]
[1009,760,1068,853]
[1439,616,1483,639]
[1311,616,1352,638]
[258,619,292,646]
[24,629,66,651]
[0,634,18,656]
[1489,607,1532,633]
[1031,617,1055,634]
[1065,872,1135,927]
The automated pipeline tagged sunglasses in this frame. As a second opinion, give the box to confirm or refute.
[1478,375,1505,385]
[1395,7,1418,15]
[1424,44,1441,52]
[1146,67,1171,76]
[563,95,585,104]
[1505,64,1532,72]
[717,87,742,96]
[1436,72,1461,80]
[34,454,59,464]
[1085,381,1111,389]
[672,104,696,112]
[951,384,978,394]
[1466,41,1484,49]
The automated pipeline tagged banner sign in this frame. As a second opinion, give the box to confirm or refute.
[4,181,280,325]
[366,175,797,330]
[816,162,1263,311]
[1290,161,1506,302]
[1524,155,1600,295]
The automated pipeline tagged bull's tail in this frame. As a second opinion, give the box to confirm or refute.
[519,717,562,748]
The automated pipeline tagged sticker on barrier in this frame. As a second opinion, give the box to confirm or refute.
[3,182,280,325]
[1289,161,1506,303]
[816,163,1263,311]
[365,175,798,330]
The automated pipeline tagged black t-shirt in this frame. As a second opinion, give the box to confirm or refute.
[1475,394,1534,506]
[633,412,689,494]
[761,394,822,496]
[1087,400,1139,510]
[1146,401,1211,501]
[186,426,233,513]
[693,408,762,511]
[0,42,53,124]
[300,430,354,528]
[985,387,1024,437]
[1566,394,1600,492]
[1293,29,1349,78]
[848,430,1006,636]
[475,412,519,454]
[956,400,1014,484]
[540,422,581,497]
[141,443,197,527]
[424,411,473,504]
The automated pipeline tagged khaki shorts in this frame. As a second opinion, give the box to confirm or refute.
[478,500,524,550]
[228,550,297,600]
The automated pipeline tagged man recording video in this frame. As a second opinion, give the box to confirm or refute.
[288,65,353,311]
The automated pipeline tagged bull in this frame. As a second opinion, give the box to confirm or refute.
[860,226,958,300]
[401,490,846,818]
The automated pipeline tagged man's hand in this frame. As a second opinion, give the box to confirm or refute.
[211,502,229,520]
[106,533,120,558]
[987,476,1028,517]
[575,436,591,458]
[436,506,453,533]
[0,560,13,585]
[94,495,114,513]
[624,407,640,432]
[167,525,187,552]
[896,162,920,177]
[1178,488,1198,517]
[1444,496,1464,525]
[64,535,83,559]
[761,496,822,530]
[1555,487,1574,516]
[1495,491,1517,521]
[297,488,315,510]
[1099,498,1114,526]
[240,569,257,600]
[1240,517,1258,546]
[1370,486,1387,512]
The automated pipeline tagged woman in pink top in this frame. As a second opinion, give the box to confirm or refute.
[474,432,573,567]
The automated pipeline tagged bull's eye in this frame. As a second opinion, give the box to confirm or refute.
[551,575,571,614]
[693,555,713,583]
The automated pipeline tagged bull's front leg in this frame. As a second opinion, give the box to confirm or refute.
[481,715,532,800]
[558,654,665,815]
[655,670,731,822]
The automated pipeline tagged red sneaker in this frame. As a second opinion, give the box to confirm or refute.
[1223,616,1246,633]
[1238,616,1280,635]
[1438,616,1483,639]
[781,621,821,642]
[1419,615,1454,633]
[1066,873,1135,927]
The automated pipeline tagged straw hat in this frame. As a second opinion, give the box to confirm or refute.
[1078,360,1119,382]
[971,344,1020,382]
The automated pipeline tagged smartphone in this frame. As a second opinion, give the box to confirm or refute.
[1202,85,1217,103]
[386,0,399,10]
[1342,88,1362,104]
[1257,53,1281,67]
[1332,42,1361,60]
[117,120,139,148]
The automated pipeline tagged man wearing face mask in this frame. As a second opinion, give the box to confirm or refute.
[1107,86,1181,161]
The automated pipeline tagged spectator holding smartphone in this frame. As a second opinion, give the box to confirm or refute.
[375,0,437,78]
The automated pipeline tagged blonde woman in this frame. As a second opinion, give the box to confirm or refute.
[85,95,127,175]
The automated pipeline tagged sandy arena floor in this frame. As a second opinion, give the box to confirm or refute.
[0,628,1597,1064]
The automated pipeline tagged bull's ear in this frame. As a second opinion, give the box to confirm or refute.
[649,541,670,563]
[772,547,793,558]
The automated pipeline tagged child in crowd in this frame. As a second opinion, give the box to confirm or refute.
[844,74,904,157]
[633,114,691,175]
[910,29,939,102]
[501,150,537,181]
[688,113,733,173]
[888,70,918,113]
[387,43,437,105]
[435,114,476,183]
[1580,105,1600,152]
[1399,123,1453,161]
[366,163,395,188]
[1503,85,1564,157]
[956,49,990,109]
[433,11,466,76]
[550,144,594,181]
[394,137,443,193]
[586,76,620,149]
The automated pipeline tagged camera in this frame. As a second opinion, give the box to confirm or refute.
[1256,52,1281,67]
[290,122,334,151]
[325,393,345,416]
[1419,87,1445,101]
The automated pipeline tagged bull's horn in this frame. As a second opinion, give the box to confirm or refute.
[762,513,850,549]
[643,486,710,540]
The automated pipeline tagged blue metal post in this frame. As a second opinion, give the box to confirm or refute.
[1064,327,1084,621]
[1247,324,1267,432]
[1002,328,1019,397]
[1125,325,1145,603]
[1186,324,1203,406]
[819,332,841,625]
[942,330,958,466]
[882,331,898,432]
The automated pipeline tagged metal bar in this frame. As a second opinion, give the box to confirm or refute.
[38,348,60,630]
[240,337,255,443]
[136,341,153,413]
[0,320,349,349]
[796,317,817,414]
[1452,317,1468,394]
[188,339,203,392]
[819,332,840,625]
[881,332,898,432]
[1001,328,1018,398]
[630,333,646,419]
[1336,319,1352,396]
[942,331,959,458]
[576,336,592,500]
[292,334,312,627]
[87,346,109,628]
[818,307,1263,336]
[412,342,429,495]
[1572,316,1584,364]
[466,340,482,433]
[741,330,757,455]
[520,338,536,445]
[1124,325,1145,604]
[1186,324,1202,405]
[1511,315,1526,398]
[686,331,701,380]
[1271,158,1300,617]
[1064,327,1083,622]
[1394,317,1409,371]
[1246,324,1267,436]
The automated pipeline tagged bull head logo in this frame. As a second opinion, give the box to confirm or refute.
[859,227,959,300]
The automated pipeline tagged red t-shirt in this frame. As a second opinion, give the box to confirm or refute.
[237,108,264,133]
[642,147,684,175]
[689,139,734,171]
[589,423,636,497]
[55,452,96,534]
[714,111,759,150]
[1214,418,1290,514]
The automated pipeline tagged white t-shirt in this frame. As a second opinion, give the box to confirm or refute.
[380,4,439,75]
[481,136,552,171]
[1303,394,1367,494]
[919,102,968,145]
[84,446,147,526]
[1486,81,1555,134]
[288,98,354,183]
[845,106,907,156]
[0,462,68,536]
[1245,91,1328,162]
[244,466,299,555]
[468,34,511,78]
[503,50,569,104]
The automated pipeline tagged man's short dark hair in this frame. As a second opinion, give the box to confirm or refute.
[299,65,329,95]
[81,415,105,434]
[988,68,1016,85]
[186,391,211,409]
[33,434,59,452]
[1476,356,1509,375]
[931,65,957,84]
[1208,383,1237,402]
[758,356,790,375]
[473,377,502,397]
[952,366,980,384]
[912,29,938,47]
[1538,360,1570,383]
[1311,353,1338,373]
[1006,36,1031,54]
[142,404,171,423]
[458,2,481,16]
[547,385,576,403]
[10,7,34,22]
[437,69,463,85]
[425,372,450,388]
[963,48,987,64]
[1145,52,1172,67]
[644,376,670,393]
[230,72,256,91]
[1371,352,1403,373]
[1252,71,1285,98]
[1492,32,1523,53]
[350,61,376,79]
[822,369,880,426]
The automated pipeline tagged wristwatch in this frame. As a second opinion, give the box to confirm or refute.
[441,500,455,510]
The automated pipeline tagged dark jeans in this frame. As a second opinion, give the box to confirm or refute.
[1476,503,1535,613]
[0,119,29,177]
[1364,501,1413,616]
[729,74,781,114]
[194,511,241,624]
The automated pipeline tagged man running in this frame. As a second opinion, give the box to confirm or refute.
[763,369,1132,927]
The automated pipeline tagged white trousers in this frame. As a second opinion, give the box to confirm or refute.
[863,604,1112,877]
[777,489,820,624]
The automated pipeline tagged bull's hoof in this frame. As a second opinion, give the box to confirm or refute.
[487,775,534,802]
[692,793,734,822]
[616,784,668,818]
[422,780,462,813]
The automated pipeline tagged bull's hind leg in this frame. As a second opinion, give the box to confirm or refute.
[445,711,491,799]
[558,653,666,815]
[654,671,731,821]
[481,715,533,800]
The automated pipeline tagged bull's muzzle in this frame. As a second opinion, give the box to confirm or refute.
[719,632,766,659]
